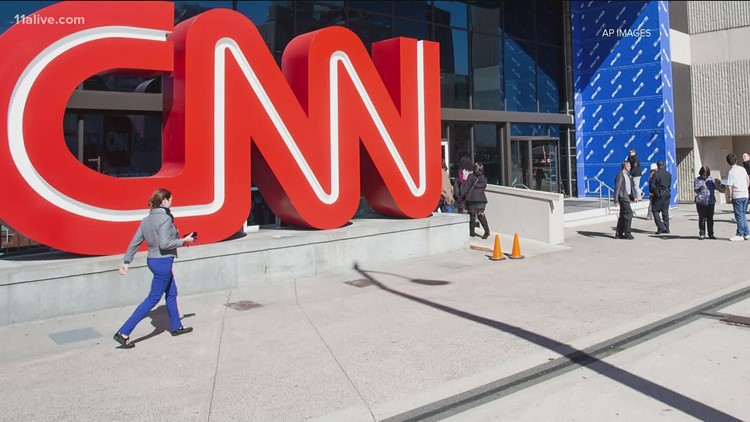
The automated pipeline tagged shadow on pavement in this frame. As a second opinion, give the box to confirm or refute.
[353,264,742,422]
[575,231,614,239]
[131,306,195,345]
[653,234,702,240]
[361,269,451,287]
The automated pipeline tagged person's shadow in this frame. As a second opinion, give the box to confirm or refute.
[130,306,194,345]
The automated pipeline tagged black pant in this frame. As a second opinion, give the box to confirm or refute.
[616,199,633,236]
[696,203,715,236]
[652,195,670,232]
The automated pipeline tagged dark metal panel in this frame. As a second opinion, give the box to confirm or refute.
[671,62,693,149]
[441,108,573,125]
[669,1,689,34]
[67,91,162,112]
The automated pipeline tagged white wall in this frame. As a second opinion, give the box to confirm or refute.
[483,185,565,245]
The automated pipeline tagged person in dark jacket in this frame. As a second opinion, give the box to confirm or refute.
[627,148,643,199]
[453,156,473,213]
[694,165,722,239]
[465,162,490,239]
[613,160,637,239]
[113,188,196,349]
[649,160,672,234]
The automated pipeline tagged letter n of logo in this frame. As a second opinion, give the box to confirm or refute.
[0,2,441,255]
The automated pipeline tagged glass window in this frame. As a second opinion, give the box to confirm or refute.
[504,38,536,112]
[64,113,79,160]
[65,112,162,177]
[347,10,392,54]
[446,122,472,180]
[394,18,429,40]
[510,140,529,188]
[82,75,162,93]
[532,140,558,193]
[511,123,545,137]
[174,1,233,24]
[433,1,467,28]
[537,45,562,113]
[474,124,500,185]
[436,27,469,108]
[503,0,535,41]
[296,3,345,34]
[349,1,391,14]
[236,1,294,64]
[0,1,56,35]
[394,1,431,21]
[536,1,562,46]
[469,2,501,35]
[301,0,344,7]
[472,33,502,110]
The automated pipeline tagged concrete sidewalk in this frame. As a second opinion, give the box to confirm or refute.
[2,204,750,421]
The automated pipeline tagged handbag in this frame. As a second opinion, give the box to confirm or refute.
[460,176,479,202]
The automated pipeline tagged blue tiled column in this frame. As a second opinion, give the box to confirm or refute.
[572,1,677,203]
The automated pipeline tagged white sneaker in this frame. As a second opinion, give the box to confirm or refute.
[745,236,750,240]
[729,235,744,242]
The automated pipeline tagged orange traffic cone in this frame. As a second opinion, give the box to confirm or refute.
[509,233,525,259]
[490,234,506,261]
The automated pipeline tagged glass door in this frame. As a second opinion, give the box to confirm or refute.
[444,122,472,180]
[531,140,558,193]
[510,140,530,188]
[511,138,560,193]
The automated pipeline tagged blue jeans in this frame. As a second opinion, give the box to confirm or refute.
[733,198,749,237]
[119,257,182,335]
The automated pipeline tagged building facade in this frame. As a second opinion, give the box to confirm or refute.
[669,1,750,202]
[2,1,749,252]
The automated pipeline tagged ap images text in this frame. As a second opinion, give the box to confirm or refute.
[602,28,651,37]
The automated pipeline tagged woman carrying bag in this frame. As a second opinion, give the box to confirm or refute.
[464,163,491,239]
[694,165,723,240]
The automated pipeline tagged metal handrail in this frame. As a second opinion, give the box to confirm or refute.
[587,177,615,209]
[513,183,531,190]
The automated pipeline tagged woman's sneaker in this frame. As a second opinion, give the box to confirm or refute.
[729,235,744,242]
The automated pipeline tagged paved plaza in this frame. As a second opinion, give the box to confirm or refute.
[2,204,749,421]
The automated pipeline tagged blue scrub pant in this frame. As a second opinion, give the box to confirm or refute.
[119,257,182,335]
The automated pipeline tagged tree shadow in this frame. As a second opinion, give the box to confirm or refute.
[130,306,194,345]
[362,269,450,287]
[353,263,742,422]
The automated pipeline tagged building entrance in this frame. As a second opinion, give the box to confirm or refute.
[511,138,560,193]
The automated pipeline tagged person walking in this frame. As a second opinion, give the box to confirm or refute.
[613,160,637,239]
[627,148,643,199]
[649,160,672,234]
[465,162,490,239]
[113,188,196,349]
[534,167,546,191]
[439,161,454,213]
[694,165,719,240]
[743,152,750,213]
[453,156,473,214]
[645,163,657,220]
[725,153,750,241]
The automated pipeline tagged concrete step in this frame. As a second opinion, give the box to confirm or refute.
[564,201,651,228]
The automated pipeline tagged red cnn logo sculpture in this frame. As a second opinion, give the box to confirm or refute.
[0,2,441,255]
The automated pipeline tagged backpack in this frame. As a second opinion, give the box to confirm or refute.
[695,180,711,205]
